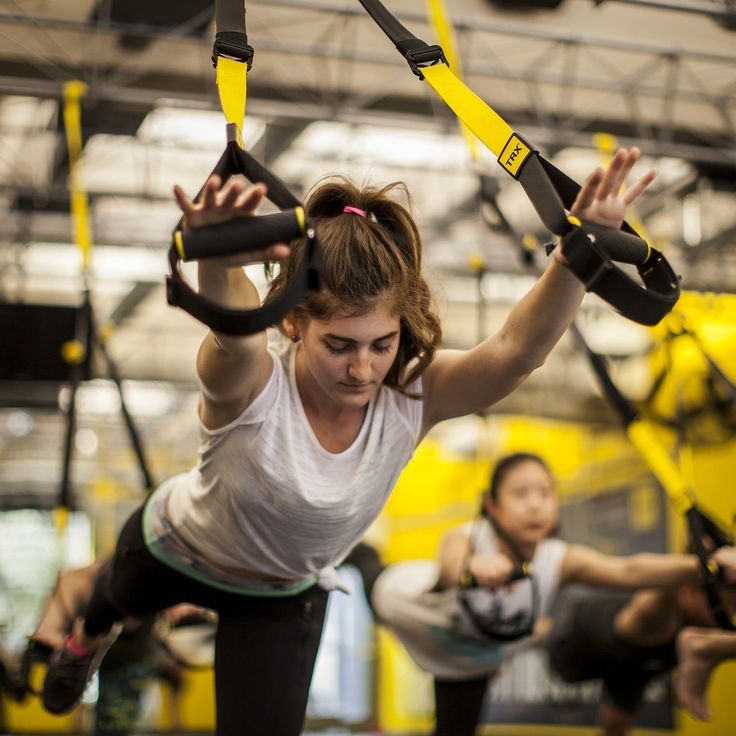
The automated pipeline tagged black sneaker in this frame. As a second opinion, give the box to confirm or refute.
[41,625,121,715]
[40,636,97,715]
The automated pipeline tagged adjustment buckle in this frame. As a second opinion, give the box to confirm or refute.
[406,44,448,79]
[212,38,255,70]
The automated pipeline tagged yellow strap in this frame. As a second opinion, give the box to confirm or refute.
[426,0,477,159]
[422,64,533,177]
[53,505,69,565]
[216,56,248,148]
[174,229,186,260]
[62,81,92,273]
[295,206,306,234]
[627,419,696,516]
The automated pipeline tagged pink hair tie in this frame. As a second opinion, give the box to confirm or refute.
[342,205,366,217]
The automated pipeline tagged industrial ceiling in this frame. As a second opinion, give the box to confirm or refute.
[1,0,735,506]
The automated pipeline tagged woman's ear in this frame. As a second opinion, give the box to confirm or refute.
[282,315,300,342]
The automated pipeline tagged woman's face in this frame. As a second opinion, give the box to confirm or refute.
[292,303,401,411]
[486,460,559,549]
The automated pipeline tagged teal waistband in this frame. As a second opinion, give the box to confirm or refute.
[142,498,317,598]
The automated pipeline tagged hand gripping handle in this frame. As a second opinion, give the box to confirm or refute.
[459,563,531,589]
[175,208,306,262]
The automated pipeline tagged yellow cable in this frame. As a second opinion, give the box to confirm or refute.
[62,81,92,273]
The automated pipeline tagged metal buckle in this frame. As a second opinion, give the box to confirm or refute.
[406,44,447,79]
[212,38,255,70]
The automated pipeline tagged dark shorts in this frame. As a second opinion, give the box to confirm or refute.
[545,586,676,713]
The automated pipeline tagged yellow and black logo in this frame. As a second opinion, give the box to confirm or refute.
[498,133,533,179]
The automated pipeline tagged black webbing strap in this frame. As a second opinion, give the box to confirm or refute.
[568,322,735,630]
[166,131,321,336]
[166,0,320,336]
[457,515,536,643]
[213,0,253,68]
[686,506,736,631]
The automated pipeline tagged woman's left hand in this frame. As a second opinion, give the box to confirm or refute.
[570,147,656,230]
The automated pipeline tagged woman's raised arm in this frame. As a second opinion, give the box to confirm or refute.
[173,175,291,429]
[420,148,656,433]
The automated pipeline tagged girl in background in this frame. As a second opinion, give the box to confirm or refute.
[363,453,736,736]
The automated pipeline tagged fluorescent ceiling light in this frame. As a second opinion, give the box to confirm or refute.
[277,120,480,222]
[0,131,56,187]
[289,121,471,170]
[65,379,179,419]
[81,134,218,197]
[0,96,56,130]
[92,196,180,243]
[19,242,165,282]
[137,106,266,150]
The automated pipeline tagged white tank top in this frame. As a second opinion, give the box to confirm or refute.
[144,341,423,594]
[372,522,568,679]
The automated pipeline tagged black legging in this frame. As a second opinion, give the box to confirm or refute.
[344,542,491,736]
[434,676,489,736]
[85,505,329,736]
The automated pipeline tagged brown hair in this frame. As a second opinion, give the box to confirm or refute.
[265,176,442,393]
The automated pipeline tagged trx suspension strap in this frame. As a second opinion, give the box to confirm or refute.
[569,323,735,631]
[643,317,736,441]
[357,0,680,326]
[457,516,536,643]
[471,128,734,630]
[61,82,156,498]
[592,134,736,442]
[165,0,321,335]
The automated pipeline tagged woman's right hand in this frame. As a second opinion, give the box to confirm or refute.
[173,175,291,267]
[469,552,515,590]
[711,547,736,585]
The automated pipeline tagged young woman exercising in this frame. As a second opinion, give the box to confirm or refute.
[43,149,659,735]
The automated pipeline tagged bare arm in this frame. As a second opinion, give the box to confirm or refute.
[421,148,656,432]
[560,544,700,590]
[438,528,472,589]
[174,176,291,429]
[437,527,515,590]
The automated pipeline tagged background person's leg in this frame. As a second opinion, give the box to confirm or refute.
[434,676,489,736]
[676,626,736,720]
[32,563,103,649]
[213,586,329,736]
[598,700,634,736]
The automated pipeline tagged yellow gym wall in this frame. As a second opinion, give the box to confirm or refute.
[375,420,736,736]
[376,291,736,735]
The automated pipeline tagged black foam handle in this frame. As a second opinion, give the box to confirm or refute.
[461,564,529,589]
[509,564,529,582]
[582,221,650,266]
[178,208,306,262]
